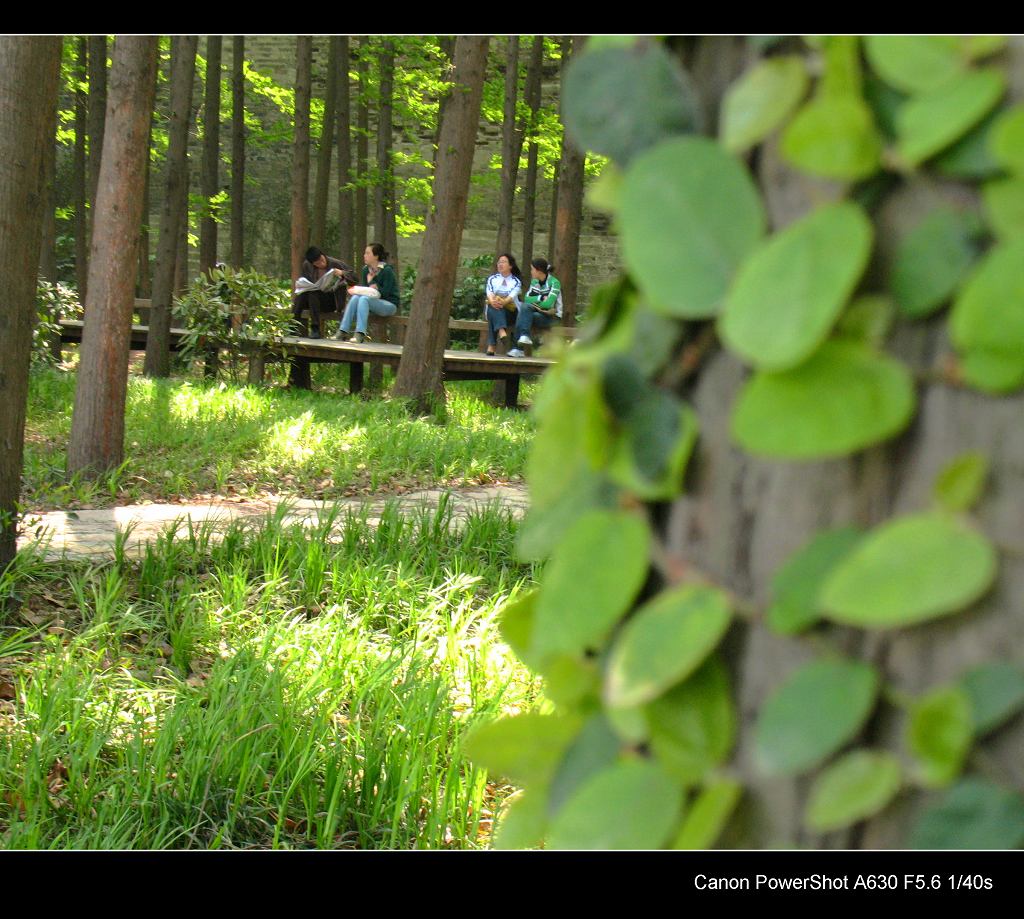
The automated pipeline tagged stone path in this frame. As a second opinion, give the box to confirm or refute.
[18,485,529,560]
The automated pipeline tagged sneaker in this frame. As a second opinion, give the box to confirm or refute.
[353,332,366,344]
[308,328,322,340]
[517,335,533,346]
[508,348,525,358]
[334,329,350,341]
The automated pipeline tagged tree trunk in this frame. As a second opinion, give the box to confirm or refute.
[87,35,107,213]
[432,37,455,171]
[230,36,245,268]
[290,36,312,285]
[174,202,189,296]
[496,36,521,256]
[67,37,158,478]
[39,112,61,361]
[73,37,88,298]
[355,41,369,254]
[0,37,61,571]
[552,36,586,324]
[547,37,570,258]
[375,39,397,270]
[521,35,544,269]
[145,35,197,379]
[336,36,353,266]
[199,36,222,277]
[311,36,337,247]
[136,106,153,297]
[393,37,490,412]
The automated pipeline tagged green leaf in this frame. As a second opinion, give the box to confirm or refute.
[585,162,624,214]
[863,74,906,140]
[804,750,903,832]
[547,759,683,850]
[463,712,582,786]
[907,687,974,788]
[720,202,873,371]
[672,778,742,849]
[933,109,1004,179]
[533,510,650,658]
[864,36,964,94]
[891,209,977,318]
[910,779,1024,849]
[542,654,601,708]
[605,703,649,745]
[965,35,1008,60]
[982,176,1024,239]
[563,43,701,167]
[837,294,894,346]
[990,105,1024,173]
[780,94,882,181]
[548,714,622,816]
[960,662,1024,736]
[620,136,766,319]
[497,590,543,670]
[933,451,989,512]
[755,658,880,776]
[950,237,1024,394]
[493,790,548,850]
[767,526,864,635]
[720,55,809,154]
[820,513,997,629]
[731,340,916,460]
[647,655,736,785]
[606,585,732,709]
[896,69,1006,167]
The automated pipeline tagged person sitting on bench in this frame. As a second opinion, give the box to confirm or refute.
[334,242,400,343]
[292,246,356,339]
[508,257,561,357]
[484,253,523,355]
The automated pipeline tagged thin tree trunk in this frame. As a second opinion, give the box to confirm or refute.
[393,37,490,411]
[199,36,222,277]
[145,35,197,379]
[548,37,570,258]
[355,42,369,253]
[73,38,88,299]
[87,35,107,212]
[552,36,586,324]
[432,36,456,171]
[137,107,153,297]
[311,36,337,247]
[496,36,520,256]
[0,37,61,570]
[67,36,158,478]
[336,36,353,265]
[375,39,397,270]
[230,36,245,268]
[521,35,544,269]
[40,114,61,360]
[174,202,189,296]
[291,36,312,284]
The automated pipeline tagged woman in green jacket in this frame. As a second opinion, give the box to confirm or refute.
[335,243,400,343]
[508,258,562,357]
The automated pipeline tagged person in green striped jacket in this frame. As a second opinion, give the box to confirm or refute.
[508,258,562,357]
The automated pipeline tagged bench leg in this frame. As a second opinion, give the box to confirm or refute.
[369,363,384,389]
[349,362,364,395]
[504,376,520,409]
[289,356,312,390]
[247,352,266,385]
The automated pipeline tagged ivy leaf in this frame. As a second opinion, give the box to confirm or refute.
[960,663,1024,736]
[755,658,880,776]
[804,750,903,832]
[837,295,894,346]
[731,340,916,460]
[563,43,701,167]
[672,778,743,849]
[720,202,873,371]
[720,55,809,154]
[896,69,1006,167]
[606,585,732,709]
[820,513,997,629]
[781,94,883,181]
[532,510,650,658]
[547,759,683,850]
[647,655,736,785]
[493,790,548,850]
[910,779,1024,849]
[620,136,766,319]
[548,714,622,817]
[959,349,1024,395]
[933,451,989,513]
[497,590,543,670]
[965,35,1008,60]
[933,109,1004,180]
[907,687,975,788]
[462,712,582,786]
[864,36,964,94]
[767,526,864,635]
[989,105,1024,174]
[891,208,977,318]
[981,176,1024,239]
[542,654,602,708]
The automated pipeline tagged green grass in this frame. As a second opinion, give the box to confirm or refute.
[24,366,536,510]
[0,501,541,849]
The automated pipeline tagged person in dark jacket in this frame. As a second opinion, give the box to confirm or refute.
[292,246,356,339]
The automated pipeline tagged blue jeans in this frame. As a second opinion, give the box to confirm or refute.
[486,305,516,346]
[340,295,397,334]
[515,305,557,342]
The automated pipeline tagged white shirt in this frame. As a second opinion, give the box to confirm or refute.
[486,272,522,308]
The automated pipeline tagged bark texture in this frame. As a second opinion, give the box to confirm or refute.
[290,37,312,284]
[67,37,158,477]
[199,36,222,276]
[73,37,88,297]
[374,39,397,270]
[496,36,521,256]
[311,36,337,248]
[230,36,246,268]
[0,37,61,569]
[393,37,490,410]
[336,36,353,266]
[520,35,544,270]
[354,43,369,255]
